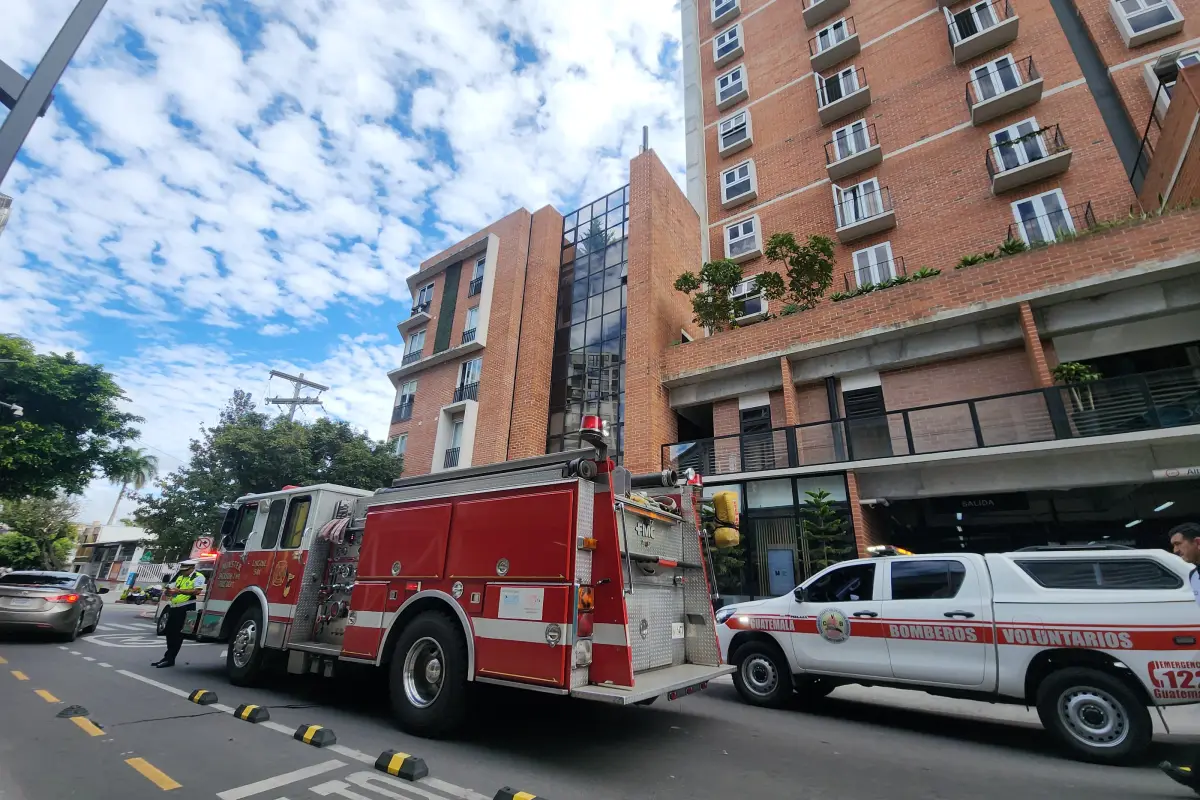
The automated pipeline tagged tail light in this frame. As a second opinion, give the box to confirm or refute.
[45,594,80,604]
[576,585,595,639]
[577,586,594,612]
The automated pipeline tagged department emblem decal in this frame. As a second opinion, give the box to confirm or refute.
[817,608,850,643]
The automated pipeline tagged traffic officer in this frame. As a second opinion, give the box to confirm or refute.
[152,559,205,669]
[1160,521,1200,793]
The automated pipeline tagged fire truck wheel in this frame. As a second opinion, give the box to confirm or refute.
[732,641,792,708]
[389,612,468,738]
[227,606,266,686]
[1035,667,1152,765]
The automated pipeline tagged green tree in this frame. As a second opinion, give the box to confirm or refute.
[764,233,835,310]
[131,391,404,561]
[801,489,853,572]
[579,218,613,256]
[674,259,785,332]
[106,448,159,526]
[0,495,81,569]
[0,335,143,499]
[0,534,40,569]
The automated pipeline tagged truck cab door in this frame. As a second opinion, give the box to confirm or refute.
[791,560,890,678]
[881,556,993,687]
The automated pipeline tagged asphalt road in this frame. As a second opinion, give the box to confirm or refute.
[1,603,1195,799]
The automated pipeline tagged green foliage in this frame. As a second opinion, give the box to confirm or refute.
[0,495,81,570]
[998,237,1028,256]
[800,489,854,572]
[106,448,159,526]
[764,232,836,310]
[781,303,800,316]
[955,250,998,269]
[1052,361,1102,385]
[578,218,612,256]
[0,534,40,570]
[0,335,143,499]
[829,268,939,302]
[674,259,784,332]
[131,391,405,561]
[910,267,942,280]
[700,499,747,594]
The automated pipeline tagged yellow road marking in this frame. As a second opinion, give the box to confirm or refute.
[0,655,8,664]
[125,758,182,791]
[11,670,28,681]
[35,689,59,703]
[70,717,105,737]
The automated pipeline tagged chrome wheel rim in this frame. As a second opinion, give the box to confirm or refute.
[741,654,778,697]
[157,613,167,634]
[402,637,445,709]
[1058,686,1129,748]
[232,619,258,669]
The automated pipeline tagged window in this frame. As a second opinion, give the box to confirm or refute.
[226,502,259,552]
[393,434,407,458]
[0,573,78,587]
[851,242,896,287]
[472,255,485,281]
[458,357,482,388]
[718,110,752,156]
[818,65,859,106]
[947,1,999,43]
[1011,188,1073,245]
[405,329,426,356]
[415,282,434,311]
[806,563,875,603]
[716,65,748,109]
[1155,50,1200,101]
[815,18,850,53]
[1114,0,1182,38]
[891,560,967,600]
[731,277,766,319]
[399,380,417,406]
[464,306,479,332]
[971,54,1020,103]
[724,216,760,261]
[712,0,739,24]
[720,160,757,206]
[449,414,464,450]
[990,117,1045,172]
[832,119,870,161]
[1017,559,1183,589]
[260,498,287,550]
[714,24,743,67]
[833,177,884,227]
[280,496,311,549]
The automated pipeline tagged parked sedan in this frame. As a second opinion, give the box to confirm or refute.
[0,571,107,641]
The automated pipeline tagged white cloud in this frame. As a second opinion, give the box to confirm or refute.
[258,323,298,336]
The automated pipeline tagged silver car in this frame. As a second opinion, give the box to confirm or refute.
[0,571,108,641]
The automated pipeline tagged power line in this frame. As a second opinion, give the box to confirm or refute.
[265,370,328,422]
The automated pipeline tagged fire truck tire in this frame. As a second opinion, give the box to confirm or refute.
[389,612,468,738]
[1035,667,1152,765]
[731,641,792,708]
[227,606,267,686]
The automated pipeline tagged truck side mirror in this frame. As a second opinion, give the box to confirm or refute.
[793,586,807,603]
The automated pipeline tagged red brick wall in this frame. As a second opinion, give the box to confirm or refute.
[881,348,1038,407]
[1141,66,1200,209]
[845,471,887,556]
[1019,301,1053,388]
[387,359,461,476]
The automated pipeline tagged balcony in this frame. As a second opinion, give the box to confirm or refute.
[662,366,1200,477]
[452,382,479,403]
[443,447,461,469]
[397,302,432,335]
[809,17,859,73]
[461,327,477,344]
[948,0,1019,65]
[467,276,484,297]
[825,123,882,181]
[391,401,414,424]
[401,350,423,366]
[804,0,850,29]
[843,255,906,292]
[1005,200,1095,246]
[834,185,896,243]
[967,55,1043,126]
[818,68,871,126]
[987,124,1072,194]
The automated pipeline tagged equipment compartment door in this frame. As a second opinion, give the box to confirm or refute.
[474,584,573,688]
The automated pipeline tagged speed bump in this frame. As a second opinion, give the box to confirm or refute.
[494,789,547,800]
[293,724,336,747]
[374,750,429,781]
[188,689,217,705]
[234,703,270,723]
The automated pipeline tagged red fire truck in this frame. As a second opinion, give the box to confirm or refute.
[179,419,734,737]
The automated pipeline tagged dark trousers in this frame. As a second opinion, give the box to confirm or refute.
[163,605,191,663]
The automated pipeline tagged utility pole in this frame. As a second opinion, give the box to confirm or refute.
[265,370,328,422]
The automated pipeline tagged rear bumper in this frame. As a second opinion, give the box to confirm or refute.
[0,606,79,634]
[569,663,735,705]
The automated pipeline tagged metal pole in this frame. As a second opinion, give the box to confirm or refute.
[0,0,110,187]
[288,374,302,422]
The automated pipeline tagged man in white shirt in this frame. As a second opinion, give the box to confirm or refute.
[1160,522,1200,792]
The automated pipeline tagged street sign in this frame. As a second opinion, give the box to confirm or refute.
[1152,466,1200,480]
[189,536,214,558]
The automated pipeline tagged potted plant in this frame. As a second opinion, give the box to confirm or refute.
[1051,361,1104,436]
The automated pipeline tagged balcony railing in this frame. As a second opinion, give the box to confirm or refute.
[986,124,1071,192]
[1005,200,1095,246]
[453,382,479,403]
[411,301,431,317]
[662,366,1200,477]
[966,56,1041,126]
[808,17,858,72]
[1131,80,1165,195]
[825,122,877,165]
[461,327,477,344]
[468,276,484,297]
[818,66,867,108]
[834,185,895,242]
[843,255,906,291]
[443,447,461,469]
[401,350,422,366]
[947,0,1017,64]
[391,401,414,424]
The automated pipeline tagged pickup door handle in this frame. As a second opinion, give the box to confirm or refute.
[853,611,878,618]
[944,611,976,619]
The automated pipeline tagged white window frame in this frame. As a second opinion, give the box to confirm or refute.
[1110,0,1184,47]
[718,110,753,157]
[449,415,465,449]
[730,276,768,322]
[458,357,482,389]
[464,305,479,332]
[724,215,762,263]
[720,159,758,208]
[817,65,860,108]
[831,119,871,162]
[712,0,740,25]
[946,1,999,45]
[716,65,748,110]
[815,18,851,54]
[970,54,1021,104]
[1010,188,1074,245]
[405,329,426,357]
[988,116,1046,173]
[832,177,884,228]
[399,380,417,405]
[472,255,486,280]
[393,434,407,458]
[415,282,434,309]
[850,242,897,288]
[714,24,744,68]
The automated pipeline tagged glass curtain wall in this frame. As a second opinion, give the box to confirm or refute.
[547,186,630,461]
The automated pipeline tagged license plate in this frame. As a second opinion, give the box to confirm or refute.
[8,598,34,608]
[667,681,710,701]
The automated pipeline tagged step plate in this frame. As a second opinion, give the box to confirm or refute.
[571,663,735,705]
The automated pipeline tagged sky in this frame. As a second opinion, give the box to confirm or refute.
[0,0,687,525]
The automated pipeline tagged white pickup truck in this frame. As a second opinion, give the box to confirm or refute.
[716,547,1200,764]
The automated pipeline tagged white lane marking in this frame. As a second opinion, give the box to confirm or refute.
[58,646,69,650]
[425,778,493,800]
[82,656,96,662]
[211,703,235,713]
[95,624,115,631]
[326,745,374,765]
[130,623,156,630]
[260,721,297,736]
[346,771,470,800]
[116,669,192,698]
[104,623,142,631]
[216,760,346,800]
[69,650,82,655]
[219,650,228,658]
[99,663,113,668]
[81,633,205,648]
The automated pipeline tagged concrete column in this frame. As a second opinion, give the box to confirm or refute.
[1018,302,1054,387]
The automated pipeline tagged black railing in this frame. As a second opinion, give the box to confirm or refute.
[818,66,867,108]
[835,185,893,228]
[411,301,431,316]
[391,401,414,424]
[461,327,477,344]
[809,16,856,57]
[468,276,484,297]
[965,55,1037,109]
[662,366,1200,477]
[1130,81,1165,194]
[825,123,877,165]
[444,447,461,469]
[843,256,906,291]
[402,350,422,366]
[947,0,1014,47]
[986,124,1069,179]
[453,382,479,403]
[1005,200,1095,245]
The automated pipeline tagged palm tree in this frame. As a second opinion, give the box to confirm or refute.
[107,449,159,526]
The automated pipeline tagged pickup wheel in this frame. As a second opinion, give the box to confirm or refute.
[227,606,267,686]
[732,641,792,708]
[1035,667,1152,764]
[156,608,169,636]
[388,611,468,738]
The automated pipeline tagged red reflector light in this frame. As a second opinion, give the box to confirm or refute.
[45,594,79,604]
[404,582,419,592]
[577,586,594,612]
[577,611,594,639]
[668,691,679,701]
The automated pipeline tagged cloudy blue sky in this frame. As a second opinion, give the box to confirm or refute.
[1,0,686,524]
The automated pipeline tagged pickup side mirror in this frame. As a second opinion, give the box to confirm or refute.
[793,586,807,603]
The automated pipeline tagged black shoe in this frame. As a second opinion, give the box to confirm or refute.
[150,659,167,667]
[1159,761,1200,790]
[154,660,175,668]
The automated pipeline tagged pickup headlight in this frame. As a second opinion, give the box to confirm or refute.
[715,606,738,624]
